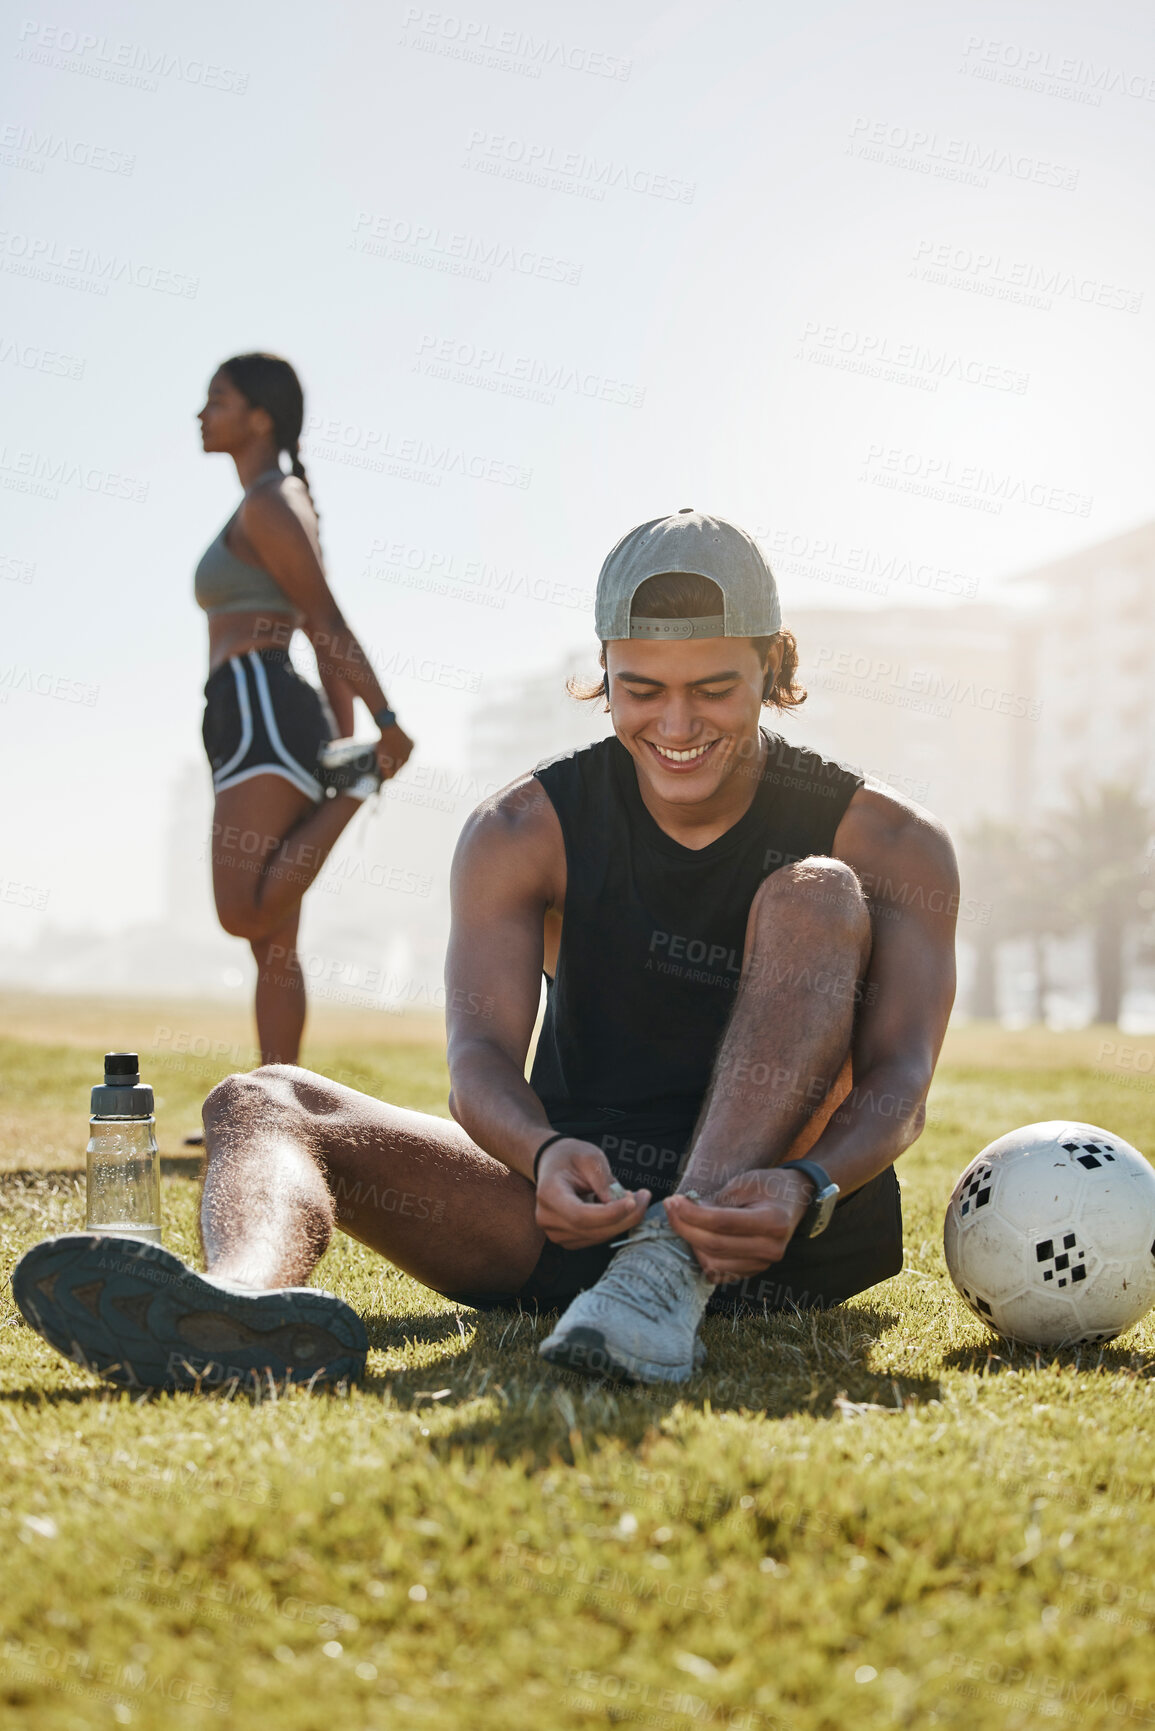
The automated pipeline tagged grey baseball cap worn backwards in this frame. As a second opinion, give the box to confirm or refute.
[595,508,782,641]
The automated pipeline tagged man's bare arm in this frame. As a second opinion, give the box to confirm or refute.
[444,777,559,1180]
[816,785,959,1190]
[445,778,651,1244]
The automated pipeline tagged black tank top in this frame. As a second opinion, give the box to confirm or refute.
[529,732,863,1195]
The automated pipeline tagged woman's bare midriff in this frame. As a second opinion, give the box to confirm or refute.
[208,610,300,674]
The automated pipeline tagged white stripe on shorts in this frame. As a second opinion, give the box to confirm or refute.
[247,651,323,801]
[211,656,254,784]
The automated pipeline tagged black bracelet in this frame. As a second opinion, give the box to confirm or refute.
[373,704,397,730]
[532,1131,569,1184]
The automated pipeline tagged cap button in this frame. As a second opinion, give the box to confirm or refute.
[678,506,693,513]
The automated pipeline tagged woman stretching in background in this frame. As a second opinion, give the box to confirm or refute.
[195,352,413,1063]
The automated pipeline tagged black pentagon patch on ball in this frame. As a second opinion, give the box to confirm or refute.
[959,1164,993,1217]
[1036,1229,1085,1289]
[1064,1139,1117,1167]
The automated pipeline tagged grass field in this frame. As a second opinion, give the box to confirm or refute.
[3,999,1155,1730]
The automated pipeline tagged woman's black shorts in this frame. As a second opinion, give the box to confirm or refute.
[202,648,331,802]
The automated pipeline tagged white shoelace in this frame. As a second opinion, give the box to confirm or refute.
[596,1216,705,1319]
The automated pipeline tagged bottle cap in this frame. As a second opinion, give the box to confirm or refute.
[91,1051,154,1118]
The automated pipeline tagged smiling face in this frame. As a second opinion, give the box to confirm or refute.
[197,368,272,456]
[605,635,780,809]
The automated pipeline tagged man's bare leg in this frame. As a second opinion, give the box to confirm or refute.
[678,857,870,1196]
[7,1065,497,1391]
[15,1047,554,1394]
[539,859,871,1381]
[200,1068,547,1295]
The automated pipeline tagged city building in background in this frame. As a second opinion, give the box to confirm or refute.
[3,521,1152,1024]
[1012,520,1155,816]
[466,650,612,797]
[779,603,1037,832]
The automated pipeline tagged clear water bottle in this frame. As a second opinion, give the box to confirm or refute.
[85,1052,162,1244]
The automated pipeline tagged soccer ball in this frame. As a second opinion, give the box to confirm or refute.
[943,1121,1155,1346]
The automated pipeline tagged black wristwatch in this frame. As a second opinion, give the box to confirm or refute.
[373,704,398,730]
[779,1159,840,1239]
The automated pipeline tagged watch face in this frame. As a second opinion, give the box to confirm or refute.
[783,1163,839,1238]
[805,1181,840,1238]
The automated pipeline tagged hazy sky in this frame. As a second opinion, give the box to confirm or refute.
[3,0,1154,944]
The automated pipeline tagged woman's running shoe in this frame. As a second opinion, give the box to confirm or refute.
[11,1233,368,1392]
[317,737,382,801]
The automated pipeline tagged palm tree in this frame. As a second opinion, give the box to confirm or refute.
[1043,783,1154,1025]
[957,820,1058,1020]
[1018,823,1071,1023]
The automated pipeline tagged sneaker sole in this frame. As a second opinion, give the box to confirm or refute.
[538,1324,703,1385]
[11,1234,367,1392]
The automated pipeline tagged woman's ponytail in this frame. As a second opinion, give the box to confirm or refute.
[288,443,318,520]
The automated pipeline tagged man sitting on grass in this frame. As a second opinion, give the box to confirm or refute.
[13,511,958,1389]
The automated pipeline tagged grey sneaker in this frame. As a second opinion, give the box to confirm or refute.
[539,1202,711,1383]
[317,738,382,800]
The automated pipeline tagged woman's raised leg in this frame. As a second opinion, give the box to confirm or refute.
[211,775,365,943]
[210,775,367,1062]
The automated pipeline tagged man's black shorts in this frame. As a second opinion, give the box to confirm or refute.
[444,1165,903,1315]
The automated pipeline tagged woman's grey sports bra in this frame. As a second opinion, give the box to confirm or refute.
[194,468,304,623]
